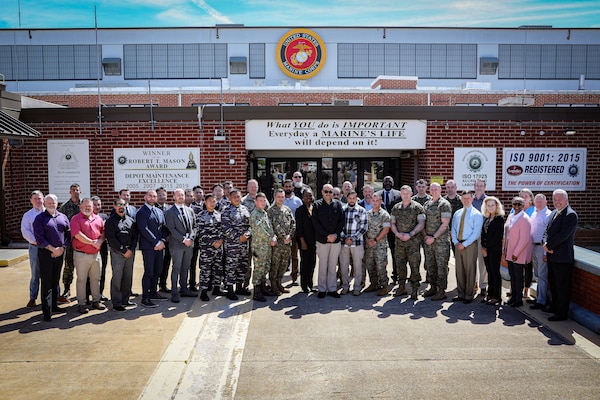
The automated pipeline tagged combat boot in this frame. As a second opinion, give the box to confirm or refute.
[431,288,447,301]
[235,282,251,296]
[277,279,290,294]
[253,286,266,302]
[199,289,210,301]
[261,282,277,296]
[226,285,239,301]
[423,285,437,297]
[270,279,282,296]
[377,286,389,296]
[364,282,378,293]
[212,285,225,296]
[410,285,418,300]
[394,283,407,297]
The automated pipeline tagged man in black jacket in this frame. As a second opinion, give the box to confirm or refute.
[543,189,578,321]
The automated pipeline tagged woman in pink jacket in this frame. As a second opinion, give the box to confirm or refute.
[503,197,533,308]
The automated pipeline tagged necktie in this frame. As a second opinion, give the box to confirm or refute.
[384,191,389,208]
[180,207,190,232]
[458,208,467,241]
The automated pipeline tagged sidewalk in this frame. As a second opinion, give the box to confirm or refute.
[1,250,599,399]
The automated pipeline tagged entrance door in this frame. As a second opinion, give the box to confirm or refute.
[334,159,386,193]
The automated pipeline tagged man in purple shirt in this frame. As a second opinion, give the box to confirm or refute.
[33,194,71,322]
[21,190,45,308]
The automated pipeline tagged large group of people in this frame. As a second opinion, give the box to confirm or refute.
[22,174,578,324]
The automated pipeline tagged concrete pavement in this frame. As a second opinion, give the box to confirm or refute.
[1,249,600,399]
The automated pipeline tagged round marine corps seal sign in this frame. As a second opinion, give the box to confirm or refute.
[276,28,326,79]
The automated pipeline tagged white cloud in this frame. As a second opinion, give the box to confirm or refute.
[191,0,234,24]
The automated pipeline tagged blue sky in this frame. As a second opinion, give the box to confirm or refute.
[1,0,599,29]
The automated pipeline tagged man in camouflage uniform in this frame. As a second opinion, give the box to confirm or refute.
[242,179,269,290]
[363,193,391,296]
[443,179,463,256]
[390,185,425,299]
[422,182,452,301]
[249,192,277,301]
[221,189,251,301]
[197,194,224,301]
[267,189,295,295]
[58,183,82,302]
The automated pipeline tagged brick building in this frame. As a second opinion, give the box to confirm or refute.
[0,26,599,244]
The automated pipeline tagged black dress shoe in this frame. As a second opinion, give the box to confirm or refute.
[452,296,465,302]
[124,301,136,307]
[317,292,326,298]
[542,305,555,313]
[189,286,199,292]
[510,302,523,308]
[463,299,473,304]
[52,307,66,313]
[159,286,171,293]
[328,291,341,298]
[530,303,544,310]
[113,305,126,311]
[548,315,567,322]
[100,295,109,302]
[526,298,537,304]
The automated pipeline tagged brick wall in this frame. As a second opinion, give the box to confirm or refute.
[571,267,600,315]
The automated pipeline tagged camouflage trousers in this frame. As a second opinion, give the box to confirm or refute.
[394,237,421,287]
[198,244,223,290]
[62,246,75,290]
[270,243,292,280]
[225,240,249,286]
[424,239,451,290]
[363,244,389,288]
[251,241,272,286]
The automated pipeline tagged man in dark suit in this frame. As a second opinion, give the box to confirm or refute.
[543,189,578,321]
[376,176,402,282]
[165,188,198,303]
[136,189,168,308]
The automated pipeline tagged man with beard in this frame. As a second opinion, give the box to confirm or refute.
[358,184,374,212]
[283,179,302,284]
[105,198,138,311]
[339,191,368,296]
[291,171,310,198]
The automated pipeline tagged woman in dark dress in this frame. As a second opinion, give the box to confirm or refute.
[480,196,505,305]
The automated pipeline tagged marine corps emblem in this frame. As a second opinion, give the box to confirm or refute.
[276,28,326,79]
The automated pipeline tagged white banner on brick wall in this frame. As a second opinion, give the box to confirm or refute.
[47,139,91,203]
[502,147,586,191]
[454,148,497,190]
[245,119,427,150]
[113,148,200,192]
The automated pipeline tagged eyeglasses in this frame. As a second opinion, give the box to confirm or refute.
[116,203,126,206]
[323,190,333,194]
[293,176,302,178]
[512,203,523,206]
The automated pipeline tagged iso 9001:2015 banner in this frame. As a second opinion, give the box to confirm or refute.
[502,148,586,191]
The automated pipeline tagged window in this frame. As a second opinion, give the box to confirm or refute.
[123,43,227,79]
[230,56,247,74]
[0,44,100,81]
[338,43,477,79]
[249,43,265,79]
[498,44,600,79]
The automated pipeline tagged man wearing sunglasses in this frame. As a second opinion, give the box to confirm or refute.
[312,184,345,298]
